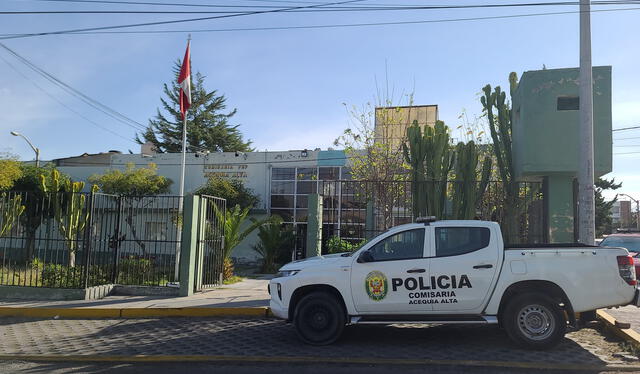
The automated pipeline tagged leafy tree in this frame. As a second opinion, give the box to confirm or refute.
[0,156,22,191]
[251,217,294,273]
[194,176,259,211]
[136,61,252,153]
[89,162,172,196]
[325,235,364,254]
[89,163,173,256]
[211,204,276,279]
[595,177,622,237]
[334,95,414,231]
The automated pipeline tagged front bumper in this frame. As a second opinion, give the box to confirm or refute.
[269,281,288,320]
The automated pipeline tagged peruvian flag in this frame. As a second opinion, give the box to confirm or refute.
[178,40,191,120]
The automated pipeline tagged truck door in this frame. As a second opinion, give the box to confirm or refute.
[429,226,499,313]
[351,228,431,313]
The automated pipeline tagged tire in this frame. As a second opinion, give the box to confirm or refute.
[293,291,346,345]
[502,292,566,350]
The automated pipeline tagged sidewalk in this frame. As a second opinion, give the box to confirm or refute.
[606,305,640,334]
[0,278,270,316]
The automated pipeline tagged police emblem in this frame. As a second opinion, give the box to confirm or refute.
[365,271,388,301]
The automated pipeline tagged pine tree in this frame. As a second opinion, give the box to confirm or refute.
[136,60,252,153]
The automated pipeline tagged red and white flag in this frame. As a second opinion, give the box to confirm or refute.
[178,40,191,120]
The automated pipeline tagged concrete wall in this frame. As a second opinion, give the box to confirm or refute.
[512,66,612,178]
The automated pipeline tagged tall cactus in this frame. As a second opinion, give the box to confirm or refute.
[0,193,25,238]
[40,170,96,267]
[402,120,428,218]
[452,141,492,219]
[481,78,521,243]
[424,120,454,219]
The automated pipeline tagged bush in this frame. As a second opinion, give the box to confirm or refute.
[117,255,153,285]
[325,236,365,254]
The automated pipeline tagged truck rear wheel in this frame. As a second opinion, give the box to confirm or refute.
[503,293,566,349]
[293,291,345,345]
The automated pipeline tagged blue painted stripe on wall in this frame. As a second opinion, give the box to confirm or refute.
[318,150,347,166]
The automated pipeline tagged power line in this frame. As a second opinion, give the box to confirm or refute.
[613,125,640,132]
[4,6,637,37]
[0,42,148,132]
[5,1,640,14]
[16,0,640,8]
[0,53,137,144]
[0,0,365,40]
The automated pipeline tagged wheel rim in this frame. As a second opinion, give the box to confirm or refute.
[306,306,331,331]
[517,304,555,341]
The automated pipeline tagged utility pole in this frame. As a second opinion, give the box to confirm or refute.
[578,0,596,245]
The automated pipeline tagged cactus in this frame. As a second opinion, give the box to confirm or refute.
[423,120,454,219]
[451,141,493,219]
[0,193,25,238]
[402,120,428,219]
[40,169,97,267]
[481,79,522,243]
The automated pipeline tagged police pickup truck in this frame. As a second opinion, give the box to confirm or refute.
[269,218,640,349]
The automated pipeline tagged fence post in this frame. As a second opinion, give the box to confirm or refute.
[179,194,200,297]
[365,201,375,239]
[306,194,322,258]
[82,192,95,289]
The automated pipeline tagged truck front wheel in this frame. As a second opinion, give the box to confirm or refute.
[293,291,346,345]
[503,293,566,349]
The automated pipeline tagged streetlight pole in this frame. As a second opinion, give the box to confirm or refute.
[10,131,40,168]
[618,194,640,231]
[578,0,596,245]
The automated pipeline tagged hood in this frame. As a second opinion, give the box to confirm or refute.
[279,253,351,271]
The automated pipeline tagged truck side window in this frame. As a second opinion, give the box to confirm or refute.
[368,229,425,261]
[435,227,490,257]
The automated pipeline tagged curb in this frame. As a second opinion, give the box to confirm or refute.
[597,309,640,351]
[2,354,640,371]
[0,306,271,319]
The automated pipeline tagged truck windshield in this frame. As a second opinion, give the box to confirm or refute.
[600,236,640,253]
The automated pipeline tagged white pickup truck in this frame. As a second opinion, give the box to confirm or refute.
[269,218,640,349]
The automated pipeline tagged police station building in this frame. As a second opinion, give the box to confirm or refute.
[51,148,356,264]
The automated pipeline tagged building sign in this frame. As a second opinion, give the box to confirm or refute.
[203,163,248,178]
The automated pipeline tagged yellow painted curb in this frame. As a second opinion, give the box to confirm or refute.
[1,354,639,371]
[0,307,270,319]
[120,307,269,318]
[597,309,640,351]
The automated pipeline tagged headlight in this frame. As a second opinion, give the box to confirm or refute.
[277,270,300,277]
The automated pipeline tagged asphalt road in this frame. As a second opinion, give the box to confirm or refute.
[0,361,631,374]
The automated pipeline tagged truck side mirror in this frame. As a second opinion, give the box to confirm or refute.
[357,251,374,263]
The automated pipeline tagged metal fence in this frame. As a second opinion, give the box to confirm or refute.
[305,179,546,254]
[195,195,226,291]
[0,191,183,289]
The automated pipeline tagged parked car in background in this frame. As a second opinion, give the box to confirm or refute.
[600,232,640,276]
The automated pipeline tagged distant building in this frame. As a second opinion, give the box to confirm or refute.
[374,105,438,150]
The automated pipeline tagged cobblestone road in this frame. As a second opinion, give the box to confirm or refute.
[0,317,638,369]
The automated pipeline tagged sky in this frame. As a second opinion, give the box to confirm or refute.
[0,0,639,201]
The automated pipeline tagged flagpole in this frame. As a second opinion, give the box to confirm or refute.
[175,34,191,281]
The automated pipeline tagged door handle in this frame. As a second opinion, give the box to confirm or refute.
[407,268,426,273]
[473,264,493,269]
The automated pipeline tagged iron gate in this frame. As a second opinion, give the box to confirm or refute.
[194,195,226,291]
[88,193,182,287]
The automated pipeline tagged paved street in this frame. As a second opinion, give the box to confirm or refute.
[0,317,638,371]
